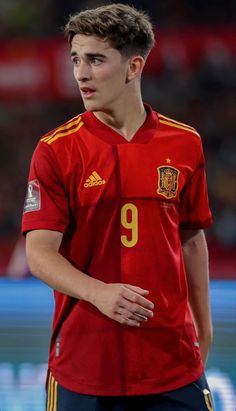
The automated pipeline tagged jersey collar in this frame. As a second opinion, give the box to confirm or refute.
[82,103,159,145]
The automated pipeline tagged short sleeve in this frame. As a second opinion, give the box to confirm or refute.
[21,142,69,235]
[179,141,213,229]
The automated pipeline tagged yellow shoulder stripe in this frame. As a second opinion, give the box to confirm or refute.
[159,119,200,137]
[46,120,84,144]
[158,113,195,131]
[41,115,82,143]
[41,117,84,145]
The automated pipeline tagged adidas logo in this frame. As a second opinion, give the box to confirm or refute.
[84,171,106,188]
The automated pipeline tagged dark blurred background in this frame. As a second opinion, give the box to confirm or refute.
[0,0,236,273]
[0,1,235,410]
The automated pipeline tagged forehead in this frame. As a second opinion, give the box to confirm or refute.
[71,34,116,55]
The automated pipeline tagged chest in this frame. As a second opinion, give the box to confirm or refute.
[63,136,197,207]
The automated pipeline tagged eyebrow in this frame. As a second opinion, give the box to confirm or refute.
[70,51,107,59]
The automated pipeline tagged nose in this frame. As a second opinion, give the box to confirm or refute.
[74,61,91,82]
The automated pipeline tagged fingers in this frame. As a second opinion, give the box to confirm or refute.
[123,284,149,295]
[95,283,155,328]
[114,298,153,328]
[133,313,148,321]
[121,299,153,319]
[115,285,155,327]
[113,311,144,327]
[122,286,154,311]
[114,314,140,327]
[116,307,148,323]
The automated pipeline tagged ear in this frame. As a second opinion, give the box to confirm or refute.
[126,56,145,81]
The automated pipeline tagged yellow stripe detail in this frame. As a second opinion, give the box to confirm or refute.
[46,373,52,411]
[46,121,84,145]
[46,373,59,411]
[204,389,214,411]
[84,171,106,187]
[41,116,81,142]
[159,119,200,136]
[50,375,54,411]
[158,114,195,131]
[41,117,80,142]
[53,378,58,411]
[92,171,102,181]
[89,174,97,182]
[48,374,58,411]
[43,117,82,143]
[47,373,54,411]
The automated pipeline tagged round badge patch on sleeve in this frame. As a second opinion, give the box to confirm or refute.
[23,179,41,213]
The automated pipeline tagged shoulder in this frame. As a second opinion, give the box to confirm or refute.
[39,113,85,147]
[155,112,205,166]
[157,112,200,140]
[31,113,87,174]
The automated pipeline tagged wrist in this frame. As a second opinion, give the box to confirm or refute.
[198,325,213,344]
[84,277,105,305]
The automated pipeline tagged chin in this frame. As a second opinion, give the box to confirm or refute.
[83,100,100,112]
[82,99,107,113]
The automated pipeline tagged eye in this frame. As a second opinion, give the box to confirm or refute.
[91,57,103,66]
[72,56,80,66]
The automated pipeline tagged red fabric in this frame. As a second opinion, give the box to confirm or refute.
[22,105,212,395]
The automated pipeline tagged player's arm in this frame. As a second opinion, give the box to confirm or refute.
[26,229,154,326]
[180,228,213,364]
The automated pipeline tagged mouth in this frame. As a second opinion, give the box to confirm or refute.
[80,87,96,99]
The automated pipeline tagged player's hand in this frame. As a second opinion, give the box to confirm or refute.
[93,283,154,327]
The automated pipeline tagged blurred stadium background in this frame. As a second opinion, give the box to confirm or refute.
[0,1,236,410]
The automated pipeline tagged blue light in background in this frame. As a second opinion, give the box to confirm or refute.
[0,279,235,411]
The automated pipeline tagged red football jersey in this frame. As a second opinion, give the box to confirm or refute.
[22,105,212,396]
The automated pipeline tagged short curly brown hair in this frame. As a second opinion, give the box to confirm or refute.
[64,3,155,58]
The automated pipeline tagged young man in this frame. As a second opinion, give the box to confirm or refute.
[22,4,214,411]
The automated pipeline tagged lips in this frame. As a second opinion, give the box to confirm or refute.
[80,87,96,98]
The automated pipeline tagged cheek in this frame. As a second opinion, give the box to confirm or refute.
[73,66,78,80]
[97,63,127,83]
[101,72,126,93]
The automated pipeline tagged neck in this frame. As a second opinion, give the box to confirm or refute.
[93,95,147,142]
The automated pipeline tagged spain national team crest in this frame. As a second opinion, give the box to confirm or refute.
[157,166,180,199]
